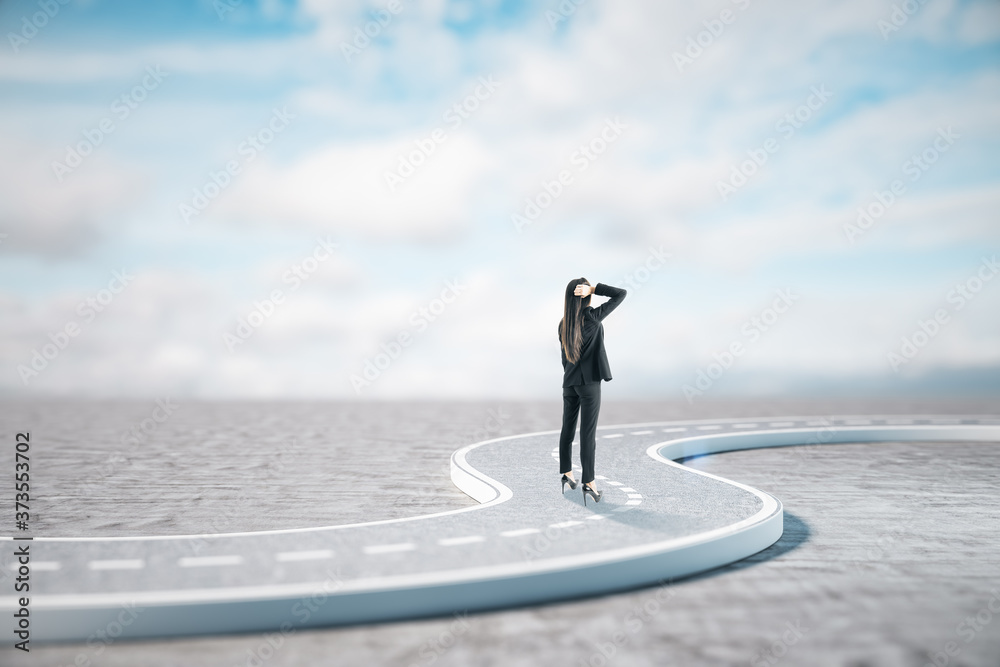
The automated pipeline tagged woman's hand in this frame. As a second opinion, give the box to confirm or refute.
[574,284,594,297]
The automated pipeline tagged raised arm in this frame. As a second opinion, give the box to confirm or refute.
[589,282,627,321]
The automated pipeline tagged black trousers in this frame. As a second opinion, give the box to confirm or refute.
[558,381,602,484]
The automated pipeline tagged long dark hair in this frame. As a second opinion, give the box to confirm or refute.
[559,277,591,363]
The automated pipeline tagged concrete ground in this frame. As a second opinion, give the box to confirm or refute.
[1,398,998,666]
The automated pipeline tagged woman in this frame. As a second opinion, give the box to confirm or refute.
[557,278,627,505]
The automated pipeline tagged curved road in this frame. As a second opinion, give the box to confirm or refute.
[2,414,998,643]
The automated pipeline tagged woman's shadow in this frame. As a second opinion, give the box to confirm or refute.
[562,488,811,580]
[685,511,811,582]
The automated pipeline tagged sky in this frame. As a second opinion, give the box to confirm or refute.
[0,0,998,400]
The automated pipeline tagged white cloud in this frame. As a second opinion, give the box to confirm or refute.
[212,132,494,239]
[0,138,146,257]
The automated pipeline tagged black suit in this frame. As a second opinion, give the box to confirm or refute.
[557,283,627,484]
[559,283,627,387]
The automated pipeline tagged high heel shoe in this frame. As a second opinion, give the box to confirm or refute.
[561,474,578,494]
[582,483,602,505]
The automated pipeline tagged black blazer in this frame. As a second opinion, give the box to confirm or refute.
[558,283,627,388]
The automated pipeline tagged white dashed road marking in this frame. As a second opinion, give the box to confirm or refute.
[88,559,145,571]
[438,536,486,546]
[275,550,334,562]
[9,560,61,571]
[178,555,244,568]
[500,528,541,537]
[363,543,417,555]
